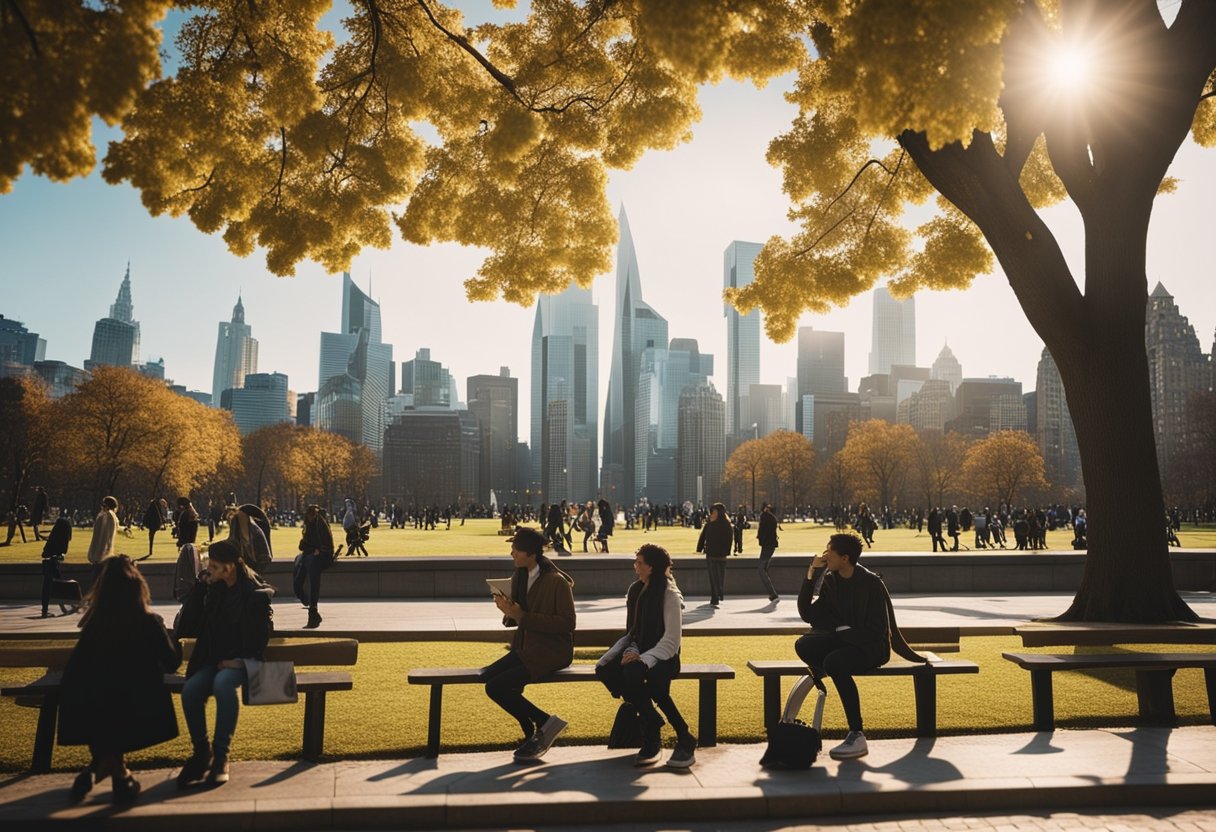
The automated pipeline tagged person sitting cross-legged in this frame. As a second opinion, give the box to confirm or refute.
[795,533,926,760]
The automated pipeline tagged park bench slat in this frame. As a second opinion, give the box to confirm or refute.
[746,655,980,738]
[407,663,735,758]
[1002,651,1216,731]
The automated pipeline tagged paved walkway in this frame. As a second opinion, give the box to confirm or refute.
[1,727,1213,829]
[4,592,1215,640]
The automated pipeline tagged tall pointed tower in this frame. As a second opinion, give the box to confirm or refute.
[87,264,141,368]
[212,295,259,403]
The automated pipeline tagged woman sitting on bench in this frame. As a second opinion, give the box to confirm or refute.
[596,544,696,768]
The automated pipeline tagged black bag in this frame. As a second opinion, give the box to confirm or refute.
[50,578,82,615]
[292,554,311,606]
[760,674,827,770]
[607,702,642,749]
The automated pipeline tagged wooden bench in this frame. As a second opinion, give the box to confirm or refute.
[407,663,735,758]
[1002,651,1216,731]
[748,653,980,738]
[0,638,358,773]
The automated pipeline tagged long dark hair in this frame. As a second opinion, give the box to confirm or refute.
[79,555,152,634]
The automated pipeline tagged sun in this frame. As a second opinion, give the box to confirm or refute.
[1047,45,1092,93]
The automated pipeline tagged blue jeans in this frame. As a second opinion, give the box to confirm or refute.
[181,665,246,757]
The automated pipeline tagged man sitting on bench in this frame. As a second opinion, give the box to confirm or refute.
[482,527,577,762]
[796,533,925,760]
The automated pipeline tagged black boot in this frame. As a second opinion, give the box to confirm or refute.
[634,723,662,766]
[305,609,322,629]
[177,742,211,789]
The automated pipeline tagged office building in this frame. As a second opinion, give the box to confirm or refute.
[0,316,46,367]
[1146,282,1214,472]
[33,361,88,398]
[316,273,393,456]
[296,391,315,427]
[87,264,140,370]
[221,371,293,435]
[795,327,846,433]
[801,391,861,456]
[931,342,963,394]
[401,348,452,407]
[635,338,713,503]
[868,286,915,376]
[468,368,519,505]
[724,240,763,435]
[212,295,258,404]
[531,285,598,503]
[948,377,1023,437]
[896,378,955,433]
[383,410,480,507]
[676,384,726,505]
[744,383,785,438]
[1034,347,1082,487]
[137,358,165,380]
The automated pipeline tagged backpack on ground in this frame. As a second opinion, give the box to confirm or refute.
[760,673,827,770]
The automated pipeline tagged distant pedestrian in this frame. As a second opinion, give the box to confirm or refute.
[696,502,733,608]
[87,497,120,581]
[142,499,167,559]
[227,506,272,573]
[59,555,181,805]
[3,503,28,545]
[756,503,780,602]
[595,499,614,553]
[342,497,369,557]
[40,516,73,617]
[31,486,48,541]
[298,505,334,629]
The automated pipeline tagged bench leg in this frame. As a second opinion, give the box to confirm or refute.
[426,685,444,758]
[697,679,718,748]
[912,672,938,738]
[1029,670,1055,732]
[1135,669,1177,724]
[302,691,327,760]
[1205,668,1216,727]
[32,692,59,774]
[762,676,782,732]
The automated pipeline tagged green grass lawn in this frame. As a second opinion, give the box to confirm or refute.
[1,635,1211,773]
[2,520,1213,564]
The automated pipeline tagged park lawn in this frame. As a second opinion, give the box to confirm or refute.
[1,520,1212,564]
[0,635,1211,773]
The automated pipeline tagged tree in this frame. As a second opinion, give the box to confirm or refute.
[963,430,1050,511]
[292,427,354,513]
[10,2,1215,620]
[0,376,51,511]
[242,422,301,508]
[911,431,970,510]
[762,430,816,513]
[838,420,917,510]
[817,453,850,514]
[722,438,770,512]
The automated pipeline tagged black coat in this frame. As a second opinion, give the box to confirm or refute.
[697,517,734,558]
[176,504,199,545]
[143,501,165,531]
[176,575,274,677]
[757,511,779,548]
[58,612,182,754]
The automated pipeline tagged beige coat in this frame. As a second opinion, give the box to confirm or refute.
[87,509,117,564]
[506,568,576,679]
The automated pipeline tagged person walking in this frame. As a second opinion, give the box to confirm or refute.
[87,497,119,581]
[946,506,961,551]
[756,503,780,602]
[595,499,614,553]
[31,485,48,541]
[696,502,734,608]
[298,505,334,629]
[59,555,181,805]
[174,540,274,788]
[544,501,568,556]
[596,544,696,768]
[175,497,199,549]
[342,497,368,557]
[577,501,596,552]
[40,515,73,617]
[141,499,166,560]
[732,505,749,554]
[481,527,576,762]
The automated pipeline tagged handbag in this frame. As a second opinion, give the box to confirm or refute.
[606,701,643,749]
[241,658,298,705]
[760,673,826,770]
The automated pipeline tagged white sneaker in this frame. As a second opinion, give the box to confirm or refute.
[532,714,568,757]
[829,731,868,760]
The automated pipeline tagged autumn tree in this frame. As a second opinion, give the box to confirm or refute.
[838,420,917,510]
[242,422,301,508]
[10,2,1215,620]
[816,453,850,514]
[722,438,770,512]
[762,430,816,513]
[963,430,1050,510]
[911,431,970,510]
[292,427,355,513]
[0,376,51,511]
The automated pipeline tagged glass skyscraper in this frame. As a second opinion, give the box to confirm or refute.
[531,285,598,503]
[723,241,762,436]
[316,273,393,457]
[212,295,258,404]
[87,264,140,370]
[603,207,668,504]
[868,286,916,376]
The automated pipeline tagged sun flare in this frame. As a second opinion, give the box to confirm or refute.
[1048,46,1092,92]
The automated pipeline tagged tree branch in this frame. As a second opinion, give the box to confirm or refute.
[414,0,525,105]
[6,0,40,58]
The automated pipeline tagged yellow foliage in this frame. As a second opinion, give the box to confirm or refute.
[962,430,1049,508]
[837,420,918,508]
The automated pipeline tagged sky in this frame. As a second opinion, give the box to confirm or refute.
[1,6,1213,450]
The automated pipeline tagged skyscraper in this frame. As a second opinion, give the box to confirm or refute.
[723,240,763,435]
[221,372,293,435]
[1146,282,1213,472]
[531,285,598,503]
[868,286,915,376]
[930,342,963,394]
[383,410,480,507]
[87,264,140,369]
[603,207,668,504]
[795,327,846,433]
[401,348,452,408]
[468,368,519,505]
[896,378,955,433]
[948,378,1023,438]
[0,316,46,367]
[212,295,258,404]
[677,384,726,504]
[635,338,713,503]
[316,273,393,456]
[1035,347,1081,487]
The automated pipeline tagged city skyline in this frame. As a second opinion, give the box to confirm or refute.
[1,71,1213,443]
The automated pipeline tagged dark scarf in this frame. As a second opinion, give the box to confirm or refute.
[510,553,574,608]
[624,578,669,654]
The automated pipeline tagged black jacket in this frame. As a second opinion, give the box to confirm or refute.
[797,564,925,669]
[176,504,199,545]
[59,612,181,753]
[177,574,274,677]
[697,517,734,557]
[757,511,779,548]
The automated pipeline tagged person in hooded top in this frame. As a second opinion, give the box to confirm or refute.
[596,544,696,768]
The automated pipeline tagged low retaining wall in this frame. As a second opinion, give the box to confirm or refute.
[2,550,1212,602]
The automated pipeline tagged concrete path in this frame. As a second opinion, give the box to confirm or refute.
[1,726,1213,829]
[3,592,1215,641]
